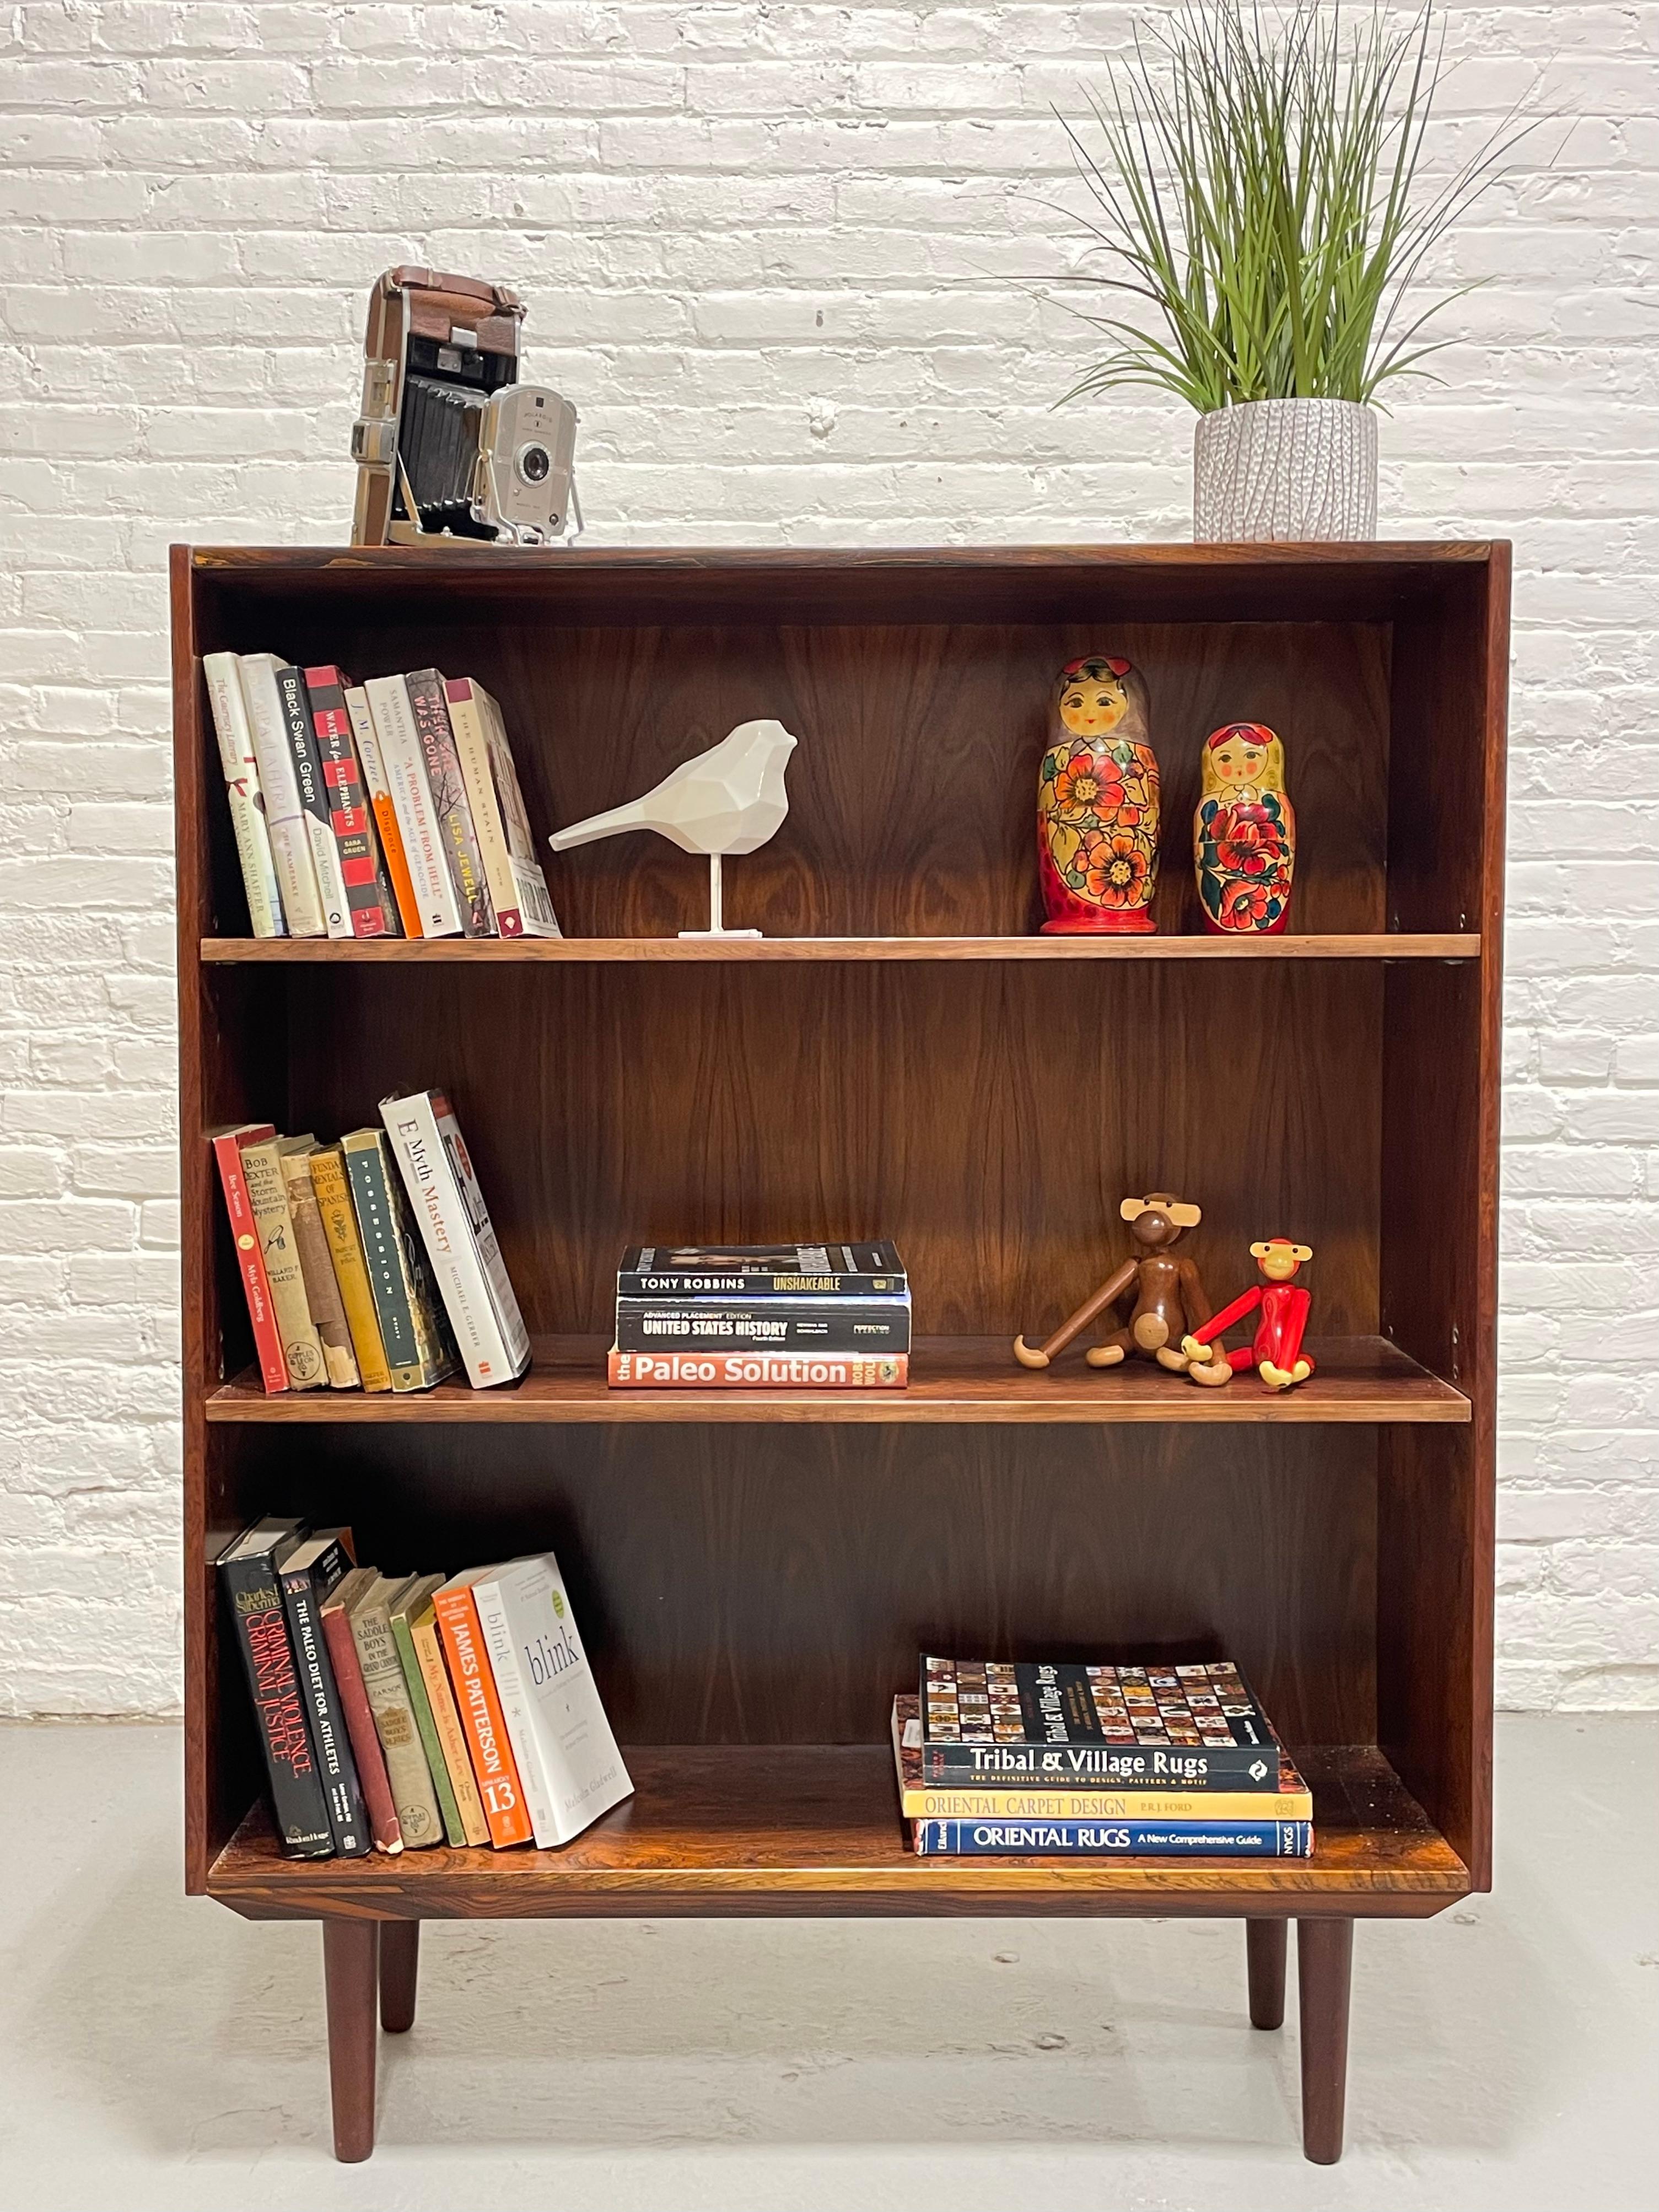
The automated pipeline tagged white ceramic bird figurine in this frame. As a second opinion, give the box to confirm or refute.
[549,718,798,937]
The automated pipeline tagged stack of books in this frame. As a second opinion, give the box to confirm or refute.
[893,1655,1313,1858]
[212,1085,529,1395]
[219,1518,632,1858]
[606,1242,911,1390]
[204,652,561,940]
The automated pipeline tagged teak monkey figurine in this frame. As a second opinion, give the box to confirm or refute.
[1014,1194,1212,1373]
[1193,721,1295,935]
[1183,1237,1315,1390]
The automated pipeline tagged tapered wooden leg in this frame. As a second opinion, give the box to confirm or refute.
[1245,1917,1286,2029]
[379,1920,420,2035]
[1296,1917,1354,2165]
[322,1920,380,2162]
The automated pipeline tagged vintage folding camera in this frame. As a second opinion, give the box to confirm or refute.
[349,266,579,548]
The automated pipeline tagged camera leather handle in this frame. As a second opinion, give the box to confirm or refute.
[351,266,527,547]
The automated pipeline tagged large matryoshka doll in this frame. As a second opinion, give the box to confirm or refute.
[1037,653,1160,934]
[1193,721,1295,934]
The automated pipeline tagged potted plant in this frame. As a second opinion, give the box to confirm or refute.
[1057,0,1530,541]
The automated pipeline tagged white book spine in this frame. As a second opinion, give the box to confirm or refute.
[364,676,463,937]
[470,1574,559,1846]
[202,652,284,937]
[481,688,562,938]
[445,681,519,937]
[238,654,326,937]
[379,1088,530,1387]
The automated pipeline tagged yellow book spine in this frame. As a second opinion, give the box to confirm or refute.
[897,1784,1314,1821]
[411,1609,491,1846]
[309,1146,392,1392]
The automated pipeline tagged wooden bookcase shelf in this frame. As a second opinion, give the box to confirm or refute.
[174,541,1506,2166]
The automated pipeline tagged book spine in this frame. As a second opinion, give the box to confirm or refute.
[405,669,494,935]
[911,1819,1313,1858]
[210,1130,288,1393]
[617,1271,906,1300]
[470,1575,559,1848]
[279,1557,370,1857]
[363,675,463,937]
[380,1089,528,1388]
[432,1585,534,1847]
[308,1146,391,1391]
[607,1348,908,1388]
[390,1609,468,1848]
[219,1551,333,1858]
[445,679,521,935]
[305,665,398,939]
[279,1149,359,1390]
[411,1611,492,1846]
[349,1594,445,1848]
[615,1301,913,1354]
[900,1783,1313,1821]
[320,1602,403,1852]
[347,685,423,938]
[239,1139,326,1389]
[238,654,326,935]
[918,1742,1276,1790]
[202,652,284,937]
[478,686,562,937]
[341,1132,456,1391]
[274,662,352,939]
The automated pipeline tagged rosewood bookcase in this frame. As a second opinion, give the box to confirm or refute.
[173,542,1506,2165]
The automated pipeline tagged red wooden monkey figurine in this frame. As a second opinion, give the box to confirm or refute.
[1182,1238,1314,1390]
[1014,1194,1213,1373]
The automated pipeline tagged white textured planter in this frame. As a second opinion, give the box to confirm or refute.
[1193,397,1378,542]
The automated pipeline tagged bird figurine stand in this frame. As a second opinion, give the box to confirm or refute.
[548,718,798,938]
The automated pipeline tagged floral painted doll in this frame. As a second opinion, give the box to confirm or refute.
[1038,654,1160,933]
[1193,722,1295,934]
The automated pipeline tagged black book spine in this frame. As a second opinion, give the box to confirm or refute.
[617,1272,906,1301]
[918,1741,1278,1790]
[219,1550,335,1858]
[279,1544,370,1858]
[615,1300,912,1353]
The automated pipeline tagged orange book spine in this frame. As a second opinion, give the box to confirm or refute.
[346,685,423,939]
[432,1584,533,1847]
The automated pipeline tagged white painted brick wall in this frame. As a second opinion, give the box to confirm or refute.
[1,2,1654,1716]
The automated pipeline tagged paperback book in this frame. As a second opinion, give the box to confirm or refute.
[614,1298,912,1354]
[608,1347,908,1389]
[912,1817,1313,1858]
[618,1244,907,1300]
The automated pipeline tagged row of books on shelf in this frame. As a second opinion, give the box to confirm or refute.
[205,650,561,941]
[212,1085,527,1393]
[221,1517,630,1858]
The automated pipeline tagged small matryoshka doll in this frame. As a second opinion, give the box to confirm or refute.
[1193,722,1295,934]
[1038,653,1160,934]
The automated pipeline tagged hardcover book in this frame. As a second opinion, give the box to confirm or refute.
[218,1518,333,1859]
[202,651,284,938]
[341,1128,458,1392]
[918,1658,1281,1790]
[239,1133,326,1389]
[347,1573,445,1848]
[308,1144,391,1392]
[912,1818,1313,1858]
[209,1122,288,1393]
[608,1348,907,1389]
[444,677,561,938]
[407,1589,491,1847]
[344,685,423,938]
[618,1244,906,1299]
[304,664,399,939]
[466,1552,632,1850]
[615,1298,912,1354]
[432,1578,534,1847]
[278,1529,370,1858]
[273,661,353,939]
[320,1567,402,1853]
[387,1573,469,1849]
[236,653,326,937]
[404,669,494,935]
[380,1086,530,1389]
[890,1697,1311,1821]
[277,1139,359,1389]
[363,673,463,937]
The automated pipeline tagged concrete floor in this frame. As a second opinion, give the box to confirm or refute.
[0,1716,1652,2212]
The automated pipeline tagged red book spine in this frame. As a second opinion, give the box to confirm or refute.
[607,1348,908,1389]
[321,1600,404,1853]
[304,664,393,938]
[211,1127,288,1393]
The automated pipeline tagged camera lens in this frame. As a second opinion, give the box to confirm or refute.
[518,444,551,484]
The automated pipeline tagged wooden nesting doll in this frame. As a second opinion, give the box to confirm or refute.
[1038,654,1160,934]
[1193,721,1295,934]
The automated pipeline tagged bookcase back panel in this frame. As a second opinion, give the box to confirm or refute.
[230,1420,1378,1752]
[272,958,1383,1342]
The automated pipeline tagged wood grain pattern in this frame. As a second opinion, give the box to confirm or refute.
[206,1331,1466,1423]
[1247,1918,1288,2030]
[200,933,1482,964]
[208,1745,1466,1920]
[322,1920,379,2162]
[1297,1917,1355,2163]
